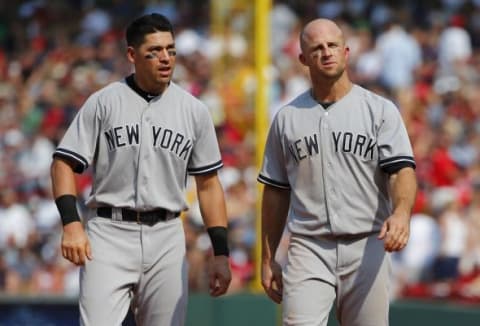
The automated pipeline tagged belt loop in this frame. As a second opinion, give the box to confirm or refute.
[136,211,141,224]
[112,207,122,221]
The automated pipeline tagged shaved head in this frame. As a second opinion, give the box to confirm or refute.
[300,19,345,53]
[298,18,350,84]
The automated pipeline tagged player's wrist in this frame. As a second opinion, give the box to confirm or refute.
[55,194,81,226]
[207,226,230,256]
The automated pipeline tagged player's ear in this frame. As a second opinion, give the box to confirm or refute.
[127,46,136,63]
[299,52,307,66]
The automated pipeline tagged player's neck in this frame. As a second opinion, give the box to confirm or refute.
[311,75,352,103]
[133,74,167,96]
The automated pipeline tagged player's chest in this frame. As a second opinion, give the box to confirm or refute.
[99,105,197,151]
[281,109,379,161]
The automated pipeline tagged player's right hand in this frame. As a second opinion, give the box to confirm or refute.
[208,255,232,297]
[61,221,92,266]
[261,259,283,304]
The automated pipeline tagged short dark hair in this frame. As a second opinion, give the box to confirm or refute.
[126,13,174,48]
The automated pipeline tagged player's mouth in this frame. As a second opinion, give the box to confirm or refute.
[157,66,171,77]
[322,61,336,67]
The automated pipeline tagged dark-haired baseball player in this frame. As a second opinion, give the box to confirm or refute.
[258,18,417,325]
[51,13,231,325]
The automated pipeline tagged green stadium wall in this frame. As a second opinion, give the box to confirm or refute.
[0,293,479,325]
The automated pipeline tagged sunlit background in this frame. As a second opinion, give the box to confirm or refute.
[1,0,480,325]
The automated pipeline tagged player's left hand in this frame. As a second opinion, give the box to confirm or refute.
[378,212,410,252]
[208,255,232,297]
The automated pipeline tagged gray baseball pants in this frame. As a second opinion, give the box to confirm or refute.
[282,233,391,326]
[79,213,187,326]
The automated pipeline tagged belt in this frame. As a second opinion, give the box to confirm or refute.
[97,207,180,226]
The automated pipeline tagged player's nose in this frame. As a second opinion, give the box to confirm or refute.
[158,49,175,61]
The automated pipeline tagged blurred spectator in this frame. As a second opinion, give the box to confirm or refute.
[351,26,382,86]
[431,187,468,283]
[375,18,422,92]
[1,0,480,304]
[392,210,441,298]
[463,178,480,273]
[0,189,35,251]
[437,14,472,76]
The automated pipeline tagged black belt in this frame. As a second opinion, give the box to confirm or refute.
[97,207,180,226]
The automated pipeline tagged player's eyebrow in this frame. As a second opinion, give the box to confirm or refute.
[311,41,340,51]
[147,43,175,51]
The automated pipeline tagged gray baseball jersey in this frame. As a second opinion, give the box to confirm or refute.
[258,84,415,237]
[54,77,222,212]
[54,75,222,325]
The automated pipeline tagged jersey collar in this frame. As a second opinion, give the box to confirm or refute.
[126,74,165,102]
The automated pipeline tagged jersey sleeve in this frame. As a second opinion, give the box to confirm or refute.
[377,101,416,174]
[53,94,101,173]
[257,116,290,189]
[187,104,223,175]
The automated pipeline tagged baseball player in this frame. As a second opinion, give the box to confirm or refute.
[50,13,231,326]
[258,19,417,326]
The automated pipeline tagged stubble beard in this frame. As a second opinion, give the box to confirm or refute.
[313,65,345,84]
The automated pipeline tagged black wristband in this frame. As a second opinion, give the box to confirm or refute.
[207,226,230,256]
[55,195,81,226]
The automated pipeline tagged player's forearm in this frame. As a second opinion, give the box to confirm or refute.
[51,158,84,226]
[261,185,290,262]
[196,173,230,257]
[196,173,228,228]
[389,167,417,217]
[51,158,78,198]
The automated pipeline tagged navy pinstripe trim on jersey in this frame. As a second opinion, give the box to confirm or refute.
[188,160,223,175]
[382,161,416,174]
[257,174,290,189]
[380,156,416,168]
[380,156,416,174]
[53,148,89,173]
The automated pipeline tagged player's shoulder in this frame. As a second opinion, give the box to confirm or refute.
[353,84,398,111]
[85,79,129,102]
[166,82,210,111]
[168,82,205,103]
[274,89,316,117]
[102,79,131,95]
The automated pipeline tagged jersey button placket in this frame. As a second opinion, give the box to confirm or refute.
[324,112,339,234]
[319,113,332,232]
[137,107,151,205]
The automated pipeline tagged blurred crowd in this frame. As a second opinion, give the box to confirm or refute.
[2,0,480,303]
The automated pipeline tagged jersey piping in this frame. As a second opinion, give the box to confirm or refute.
[257,174,290,189]
[54,147,89,173]
[188,160,223,175]
[379,155,416,168]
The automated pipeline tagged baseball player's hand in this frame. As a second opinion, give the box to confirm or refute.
[208,255,231,297]
[261,260,283,304]
[378,213,410,252]
[61,221,92,266]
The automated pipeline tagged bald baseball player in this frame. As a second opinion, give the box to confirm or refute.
[50,13,231,326]
[258,18,417,326]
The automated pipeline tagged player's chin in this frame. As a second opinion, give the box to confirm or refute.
[319,66,343,76]
[155,69,172,79]
[155,75,172,85]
